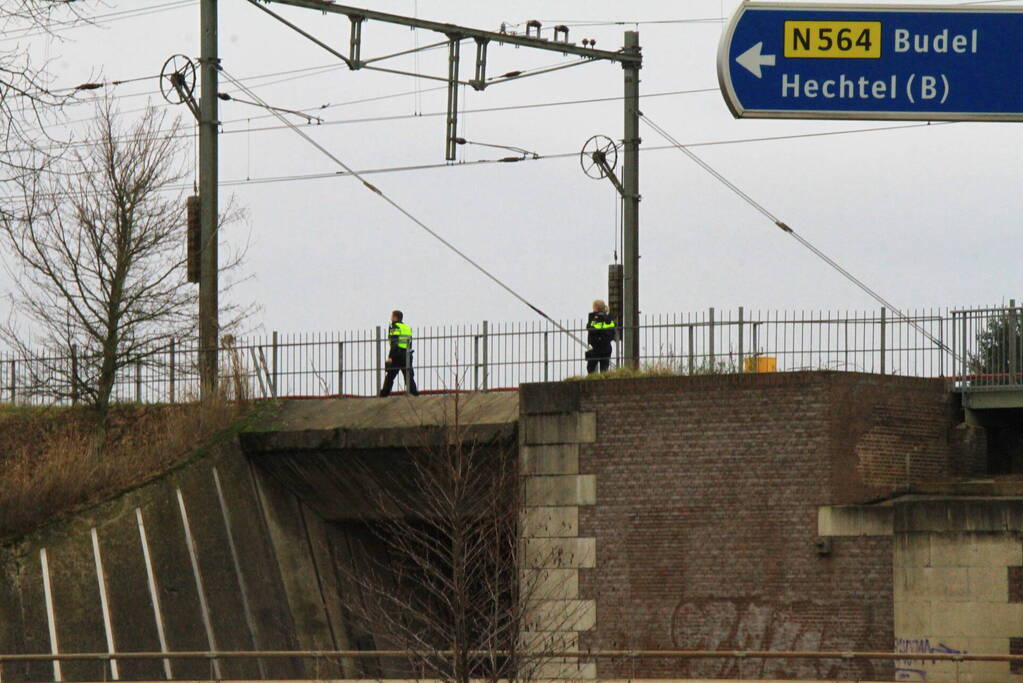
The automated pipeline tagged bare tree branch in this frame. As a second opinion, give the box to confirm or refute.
[329,393,586,683]
[0,94,253,415]
[0,1,93,180]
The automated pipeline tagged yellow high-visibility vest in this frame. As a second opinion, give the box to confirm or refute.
[390,322,413,349]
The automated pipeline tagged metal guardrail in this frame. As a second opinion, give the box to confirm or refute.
[0,305,1019,404]
[2,647,1022,663]
[950,305,1023,390]
[2,647,1021,683]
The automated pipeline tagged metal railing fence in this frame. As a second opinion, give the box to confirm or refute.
[0,304,1019,405]
[2,647,1021,683]
[950,304,1023,390]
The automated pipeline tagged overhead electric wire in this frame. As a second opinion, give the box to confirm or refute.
[526,0,1022,29]
[25,60,353,124]
[29,72,697,137]
[501,17,725,32]
[40,81,954,149]
[219,68,589,349]
[62,62,341,107]
[212,120,965,190]
[1,119,967,205]
[208,121,959,184]
[0,0,198,43]
[17,4,719,127]
[19,61,385,138]
[12,86,722,154]
[637,112,961,361]
[219,92,322,123]
[29,36,462,129]
[0,156,528,206]
[221,83,451,126]
[24,92,954,156]
[32,31,623,123]
[538,18,726,27]
[218,54,643,125]
[32,73,160,100]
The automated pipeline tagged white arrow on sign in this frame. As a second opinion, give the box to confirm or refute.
[736,42,776,78]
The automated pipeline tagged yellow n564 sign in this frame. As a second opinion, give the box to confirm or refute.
[784,21,882,58]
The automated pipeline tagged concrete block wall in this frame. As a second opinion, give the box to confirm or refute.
[519,409,598,681]
[893,499,1023,683]
[0,436,350,682]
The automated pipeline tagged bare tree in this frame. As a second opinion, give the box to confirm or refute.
[0,95,248,416]
[0,2,89,179]
[332,395,584,683]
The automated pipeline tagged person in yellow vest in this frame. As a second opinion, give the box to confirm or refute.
[379,310,419,397]
[586,299,616,374]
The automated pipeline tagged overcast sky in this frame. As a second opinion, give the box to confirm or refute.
[16,0,1023,336]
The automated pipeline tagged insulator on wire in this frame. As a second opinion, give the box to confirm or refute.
[187,195,201,284]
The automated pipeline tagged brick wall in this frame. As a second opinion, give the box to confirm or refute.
[825,373,963,499]
[522,371,962,681]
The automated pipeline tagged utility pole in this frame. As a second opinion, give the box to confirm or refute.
[622,31,641,368]
[199,0,219,399]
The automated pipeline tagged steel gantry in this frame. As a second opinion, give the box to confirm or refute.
[194,0,644,385]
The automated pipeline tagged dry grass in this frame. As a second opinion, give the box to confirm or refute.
[568,362,682,381]
[0,396,250,542]
[567,358,741,381]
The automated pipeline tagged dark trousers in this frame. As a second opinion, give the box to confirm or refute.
[586,346,612,375]
[379,350,419,396]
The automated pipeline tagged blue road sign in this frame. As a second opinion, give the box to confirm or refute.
[718,2,1023,121]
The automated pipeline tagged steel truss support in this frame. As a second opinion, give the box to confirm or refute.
[471,38,488,91]
[594,156,627,198]
[254,0,640,65]
[171,76,201,121]
[360,39,450,67]
[246,0,353,67]
[349,16,363,67]
[445,38,461,161]
[249,0,640,161]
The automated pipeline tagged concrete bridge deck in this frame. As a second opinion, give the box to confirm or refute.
[240,392,520,453]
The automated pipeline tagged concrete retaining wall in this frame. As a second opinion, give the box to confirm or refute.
[820,498,1023,682]
[0,432,341,682]
[893,499,1023,683]
[519,409,599,681]
[0,394,522,682]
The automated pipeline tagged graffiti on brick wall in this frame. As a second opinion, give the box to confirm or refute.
[894,638,967,681]
[671,598,881,679]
